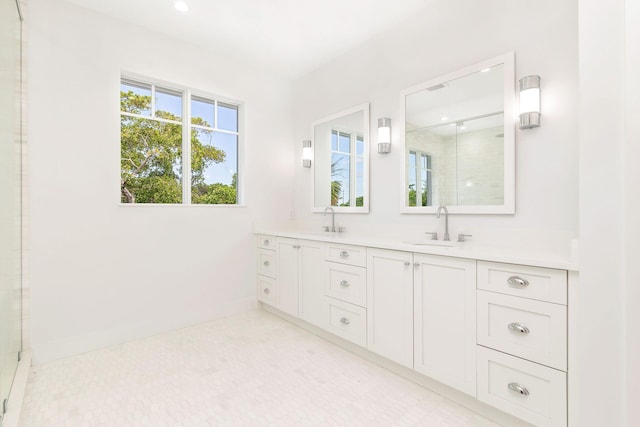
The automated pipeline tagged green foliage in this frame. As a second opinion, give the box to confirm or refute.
[120,90,236,204]
[408,184,428,207]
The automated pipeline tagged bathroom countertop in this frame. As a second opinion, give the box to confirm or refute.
[256,229,578,271]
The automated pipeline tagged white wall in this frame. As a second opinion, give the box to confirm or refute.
[291,0,578,251]
[27,0,294,364]
[625,0,640,425]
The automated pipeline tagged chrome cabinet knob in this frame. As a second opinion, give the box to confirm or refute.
[263,261,270,267]
[507,276,529,288]
[404,261,411,267]
[263,288,270,294]
[414,262,420,269]
[340,280,350,287]
[508,382,530,396]
[339,251,349,258]
[263,239,269,246]
[508,322,530,334]
[340,317,350,325]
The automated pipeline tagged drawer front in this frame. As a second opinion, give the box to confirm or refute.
[257,250,276,277]
[257,275,276,305]
[257,234,276,250]
[324,297,367,347]
[477,261,567,305]
[325,243,366,267]
[477,291,567,371]
[477,346,567,427]
[325,262,366,307]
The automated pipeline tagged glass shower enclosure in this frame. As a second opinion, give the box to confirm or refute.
[0,0,23,422]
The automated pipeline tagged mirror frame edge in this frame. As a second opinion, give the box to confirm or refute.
[310,102,371,214]
[398,52,516,215]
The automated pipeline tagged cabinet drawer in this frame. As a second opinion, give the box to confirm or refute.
[477,346,567,427]
[477,261,567,305]
[477,291,567,371]
[325,243,366,267]
[257,234,276,250]
[257,249,276,277]
[325,262,366,307]
[257,275,276,305]
[324,297,367,347]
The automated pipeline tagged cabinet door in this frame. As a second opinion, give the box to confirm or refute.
[367,248,414,368]
[298,240,324,327]
[276,238,299,316]
[414,254,476,396]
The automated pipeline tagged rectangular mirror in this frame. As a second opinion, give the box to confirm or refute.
[313,103,370,213]
[400,53,515,214]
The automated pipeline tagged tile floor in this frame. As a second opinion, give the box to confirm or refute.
[20,310,500,426]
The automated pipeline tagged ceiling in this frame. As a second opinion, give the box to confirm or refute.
[64,0,431,78]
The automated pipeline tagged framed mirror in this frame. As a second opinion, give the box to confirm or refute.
[400,53,515,214]
[312,103,370,213]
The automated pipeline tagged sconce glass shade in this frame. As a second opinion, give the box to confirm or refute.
[302,140,312,168]
[519,75,541,129]
[378,117,391,154]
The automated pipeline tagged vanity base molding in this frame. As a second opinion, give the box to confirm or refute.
[261,304,534,427]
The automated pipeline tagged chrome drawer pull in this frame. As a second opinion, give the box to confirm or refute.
[340,280,350,287]
[263,261,270,267]
[508,322,530,334]
[263,239,269,246]
[339,251,349,258]
[404,261,411,267]
[263,288,270,294]
[507,276,529,288]
[508,383,530,396]
[340,317,350,325]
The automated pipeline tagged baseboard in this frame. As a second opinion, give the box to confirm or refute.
[34,297,258,364]
[2,349,32,427]
[262,304,534,427]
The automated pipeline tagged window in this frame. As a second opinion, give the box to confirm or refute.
[120,77,240,205]
[330,130,364,207]
[408,150,432,206]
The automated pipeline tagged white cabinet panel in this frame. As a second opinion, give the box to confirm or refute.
[477,290,567,370]
[325,262,366,307]
[477,346,567,427]
[257,249,276,278]
[257,275,276,305]
[478,261,567,305]
[414,254,477,396]
[276,238,299,316]
[257,234,276,250]
[366,248,413,368]
[324,297,367,347]
[325,243,367,267]
[298,241,325,327]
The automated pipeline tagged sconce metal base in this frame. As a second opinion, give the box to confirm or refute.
[302,159,312,168]
[378,142,391,154]
[519,112,541,129]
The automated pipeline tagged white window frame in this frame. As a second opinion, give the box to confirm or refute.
[119,74,244,206]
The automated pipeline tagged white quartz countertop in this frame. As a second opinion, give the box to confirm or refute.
[256,230,578,271]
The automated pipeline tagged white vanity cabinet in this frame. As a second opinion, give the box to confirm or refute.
[273,238,324,321]
[476,261,568,427]
[414,254,477,396]
[323,243,368,346]
[256,233,572,427]
[366,248,414,368]
[256,235,277,304]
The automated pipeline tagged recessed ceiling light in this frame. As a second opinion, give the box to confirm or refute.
[481,67,491,73]
[174,1,189,12]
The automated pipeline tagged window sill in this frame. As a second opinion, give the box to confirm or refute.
[117,203,247,208]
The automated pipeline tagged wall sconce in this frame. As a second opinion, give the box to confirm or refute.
[519,75,541,129]
[378,118,391,154]
[302,140,312,168]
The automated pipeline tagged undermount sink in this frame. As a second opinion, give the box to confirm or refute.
[402,239,457,248]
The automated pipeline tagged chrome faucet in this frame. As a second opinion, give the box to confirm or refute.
[324,207,336,232]
[436,205,450,241]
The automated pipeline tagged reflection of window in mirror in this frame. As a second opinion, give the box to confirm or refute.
[408,150,432,207]
[330,130,364,207]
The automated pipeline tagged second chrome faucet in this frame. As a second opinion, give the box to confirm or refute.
[436,205,450,241]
